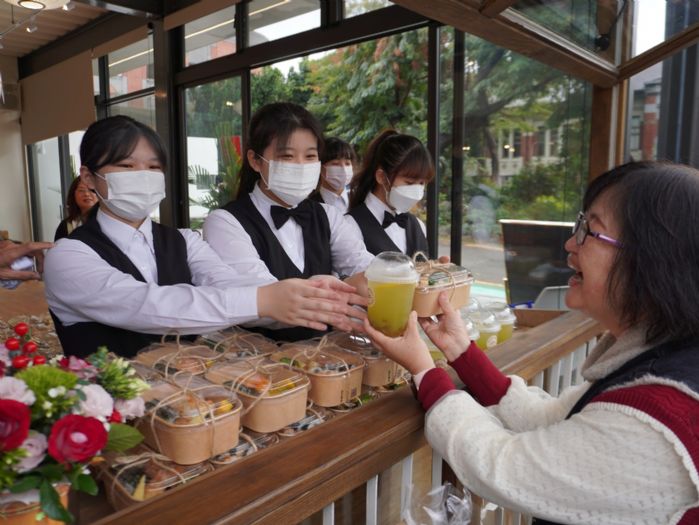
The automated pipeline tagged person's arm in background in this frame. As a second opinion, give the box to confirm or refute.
[0,240,54,281]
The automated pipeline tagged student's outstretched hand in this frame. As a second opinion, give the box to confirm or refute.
[0,241,54,281]
[364,312,434,376]
[258,277,366,332]
[418,292,470,362]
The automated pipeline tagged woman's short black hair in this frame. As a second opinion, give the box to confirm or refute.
[584,160,699,344]
[321,137,356,164]
[235,102,324,199]
[80,115,167,173]
[348,130,434,209]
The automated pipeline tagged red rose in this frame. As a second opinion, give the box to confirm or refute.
[108,410,122,423]
[0,399,31,451]
[48,415,107,464]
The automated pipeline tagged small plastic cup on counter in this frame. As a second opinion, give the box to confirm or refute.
[365,251,419,337]
[470,310,500,350]
[485,302,517,343]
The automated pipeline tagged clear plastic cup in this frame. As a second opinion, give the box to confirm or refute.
[470,310,500,350]
[365,252,419,337]
[485,302,517,343]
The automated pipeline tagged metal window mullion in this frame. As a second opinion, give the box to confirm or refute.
[450,30,465,265]
[426,22,440,258]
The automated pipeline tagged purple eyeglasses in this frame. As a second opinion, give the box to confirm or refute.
[573,212,622,248]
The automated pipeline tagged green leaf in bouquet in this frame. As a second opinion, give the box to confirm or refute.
[9,475,41,493]
[39,480,73,523]
[37,463,65,483]
[105,423,144,452]
[74,473,98,495]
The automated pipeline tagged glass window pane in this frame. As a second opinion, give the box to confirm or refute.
[108,95,156,129]
[91,58,100,97]
[248,0,320,45]
[67,131,84,178]
[185,77,243,229]
[251,27,428,147]
[344,0,392,18]
[108,34,154,98]
[624,43,699,167]
[453,35,590,305]
[513,0,601,53]
[29,138,63,242]
[630,1,699,58]
[185,5,236,67]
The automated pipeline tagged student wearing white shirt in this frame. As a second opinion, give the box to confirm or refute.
[203,103,373,341]
[346,130,432,257]
[44,116,365,358]
[310,137,356,213]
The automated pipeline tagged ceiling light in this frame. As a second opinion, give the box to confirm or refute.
[4,0,71,10]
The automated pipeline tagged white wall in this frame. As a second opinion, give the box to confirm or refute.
[0,56,31,241]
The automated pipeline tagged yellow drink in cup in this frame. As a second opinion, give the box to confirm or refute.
[367,281,418,336]
[365,252,419,337]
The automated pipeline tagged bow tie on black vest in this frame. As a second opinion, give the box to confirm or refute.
[382,211,410,229]
[270,200,315,229]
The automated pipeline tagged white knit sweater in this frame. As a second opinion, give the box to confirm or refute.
[424,330,699,524]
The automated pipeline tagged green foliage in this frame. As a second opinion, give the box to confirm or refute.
[0,449,27,491]
[16,366,78,423]
[88,348,149,400]
[105,423,144,452]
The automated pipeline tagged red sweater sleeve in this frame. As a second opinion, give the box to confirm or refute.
[448,341,511,406]
[417,368,456,411]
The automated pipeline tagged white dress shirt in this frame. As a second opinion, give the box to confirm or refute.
[203,184,373,280]
[345,192,426,254]
[319,186,349,213]
[44,209,261,334]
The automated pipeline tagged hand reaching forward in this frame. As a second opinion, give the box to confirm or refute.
[364,311,435,376]
[0,241,54,281]
[418,291,470,362]
[258,277,367,332]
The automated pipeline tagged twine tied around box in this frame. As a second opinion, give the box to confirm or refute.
[412,251,457,304]
[151,332,223,378]
[106,451,189,503]
[144,374,240,460]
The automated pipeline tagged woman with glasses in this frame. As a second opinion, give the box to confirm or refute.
[364,161,699,524]
[54,177,98,241]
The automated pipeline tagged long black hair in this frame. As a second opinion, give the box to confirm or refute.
[348,130,434,210]
[80,115,167,173]
[584,161,699,344]
[235,102,324,199]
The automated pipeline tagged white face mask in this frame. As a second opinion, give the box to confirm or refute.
[94,170,165,221]
[260,158,321,207]
[324,165,353,191]
[387,183,425,214]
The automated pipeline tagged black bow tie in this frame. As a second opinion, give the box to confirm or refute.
[382,211,410,229]
[271,201,313,229]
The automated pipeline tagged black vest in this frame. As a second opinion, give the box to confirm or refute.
[222,193,333,342]
[50,209,193,359]
[347,202,428,258]
[533,337,699,525]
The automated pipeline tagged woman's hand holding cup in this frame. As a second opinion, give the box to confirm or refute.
[364,311,434,376]
[419,291,471,362]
